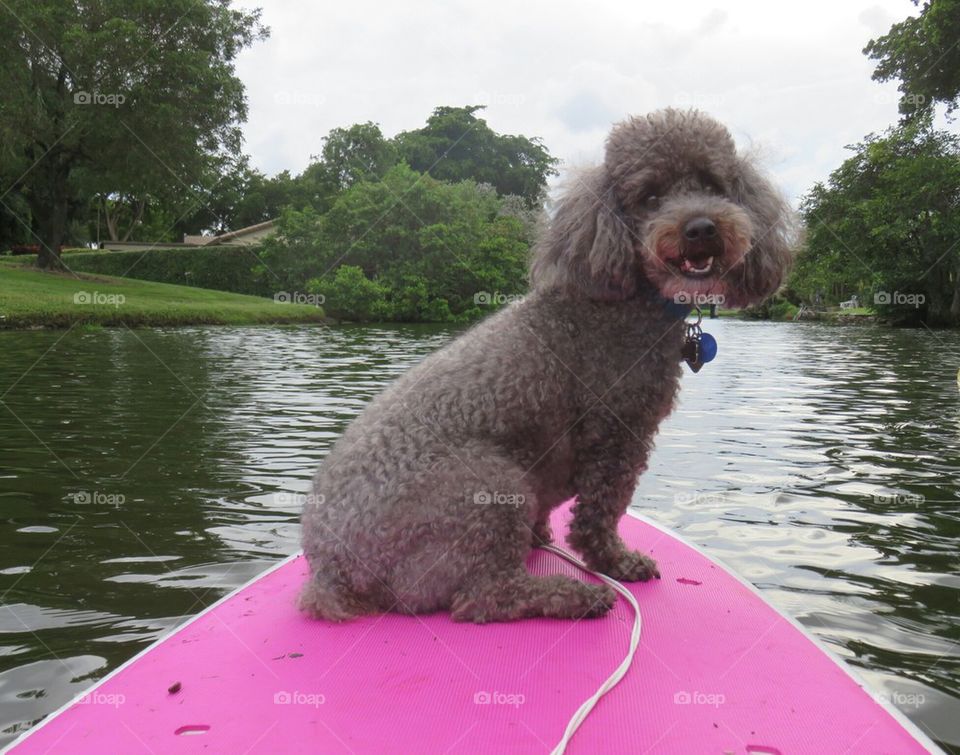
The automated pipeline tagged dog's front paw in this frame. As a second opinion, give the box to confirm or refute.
[579,583,618,617]
[595,549,660,582]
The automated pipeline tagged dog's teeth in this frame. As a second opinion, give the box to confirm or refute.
[681,256,714,276]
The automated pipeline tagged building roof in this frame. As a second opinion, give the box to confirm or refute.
[196,219,276,246]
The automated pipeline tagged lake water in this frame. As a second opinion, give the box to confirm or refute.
[0,320,957,750]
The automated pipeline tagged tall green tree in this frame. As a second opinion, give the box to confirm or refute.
[864,0,960,117]
[0,0,267,268]
[797,117,960,325]
[395,106,558,207]
[315,122,399,192]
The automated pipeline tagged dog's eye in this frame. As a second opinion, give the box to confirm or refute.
[645,195,660,210]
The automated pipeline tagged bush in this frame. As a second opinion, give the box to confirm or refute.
[742,293,798,320]
[260,164,530,322]
[66,246,274,297]
[308,266,390,322]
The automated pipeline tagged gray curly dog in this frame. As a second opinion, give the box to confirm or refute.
[300,109,795,623]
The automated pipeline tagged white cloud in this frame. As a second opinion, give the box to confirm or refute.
[234,0,957,205]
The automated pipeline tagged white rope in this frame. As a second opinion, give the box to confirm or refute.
[540,544,643,755]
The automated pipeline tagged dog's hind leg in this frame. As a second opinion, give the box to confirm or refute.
[385,441,616,622]
[297,568,378,622]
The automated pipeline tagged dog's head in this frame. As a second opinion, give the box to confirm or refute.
[530,109,796,308]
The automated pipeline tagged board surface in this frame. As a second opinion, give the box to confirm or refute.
[7,502,938,754]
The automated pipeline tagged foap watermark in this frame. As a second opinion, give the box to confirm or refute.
[873,492,924,507]
[70,490,125,508]
[275,491,306,508]
[274,690,325,707]
[77,691,125,707]
[874,291,925,308]
[275,291,325,306]
[74,91,126,108]
[473,490,525,507]
[474,690,525,707]
[674,690,725,707]
[874,690,925,710]
[674,292,725,307]
[674,491,724,506]
[473,90,526,107]
[474,291,524,306]
[302,493,326,512]
[74,291,125,307]
[873,91,927,109]
[273,90,325,108]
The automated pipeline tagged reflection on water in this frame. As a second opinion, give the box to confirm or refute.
[0,321,957,749]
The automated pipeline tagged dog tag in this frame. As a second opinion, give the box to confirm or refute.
[682,334,704,373]
[681,308,717,373]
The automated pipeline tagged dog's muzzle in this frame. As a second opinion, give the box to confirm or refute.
[676,216,724,277]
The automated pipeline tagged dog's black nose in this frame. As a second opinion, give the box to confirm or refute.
[683,217,717,241]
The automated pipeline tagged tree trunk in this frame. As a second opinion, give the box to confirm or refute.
[121,196,146,241]
[102,195,120,241]
[32,173,70,271]
[950,266,960,326]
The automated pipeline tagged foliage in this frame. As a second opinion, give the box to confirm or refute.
[312,123,399,193]
[742,294,799,321]
[308,265,391,322]
[260,164,530,322]
[66,246,274,297]
[180,161,303,238]
[864,0,960,117]
[795,117,960,325]
[0,0,267,268]
[394,106,558,207]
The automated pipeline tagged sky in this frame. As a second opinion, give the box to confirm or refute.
[233,0,955,205]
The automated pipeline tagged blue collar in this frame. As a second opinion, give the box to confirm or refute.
[634,280,694,320]
[662,299,694,320]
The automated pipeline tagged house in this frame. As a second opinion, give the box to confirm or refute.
[183,219,277,248]
[99,220,277,252]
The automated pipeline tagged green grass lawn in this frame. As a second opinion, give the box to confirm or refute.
[0,260,326,328]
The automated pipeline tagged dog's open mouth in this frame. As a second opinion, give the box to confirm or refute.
[677,256,715,277]
[666,254,717,279]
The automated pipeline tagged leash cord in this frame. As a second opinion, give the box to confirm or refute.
[540,544,642,755]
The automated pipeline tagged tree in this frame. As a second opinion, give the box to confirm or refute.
[797,117,960,325]
[0,0,267,268]
[394,106,558,207]
[178,161,306,237]
[864,0,960,117]
[315,122,398,192]
[259,164,530,321]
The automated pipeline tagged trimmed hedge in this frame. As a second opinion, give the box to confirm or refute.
[66,246,276,298]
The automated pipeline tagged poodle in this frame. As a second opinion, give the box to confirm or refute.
[299,109,795,623]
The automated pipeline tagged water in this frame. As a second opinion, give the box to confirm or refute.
[0,320,957,750]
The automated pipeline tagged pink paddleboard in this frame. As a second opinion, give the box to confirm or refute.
[6,502,939,754]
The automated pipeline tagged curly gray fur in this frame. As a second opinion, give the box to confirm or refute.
[300,109,796,623]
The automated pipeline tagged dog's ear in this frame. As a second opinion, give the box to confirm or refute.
[529,167,638,301]
[727,159,798,306]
